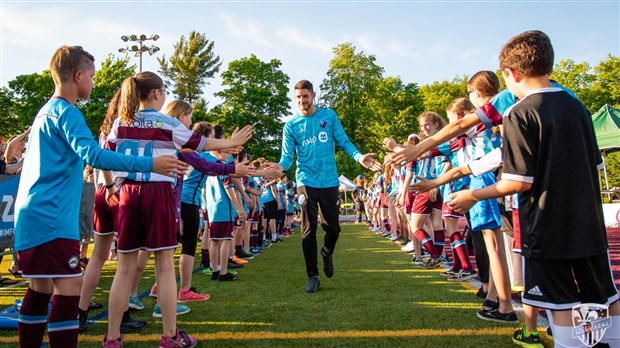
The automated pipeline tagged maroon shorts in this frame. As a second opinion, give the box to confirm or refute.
[442,202,464,219]
[412,191,443,215]
[18,239,81,278]
[252,211,260,223]
[210,221,234,240]
[116,181,177,253]
[94,184,118,235]
[512,209,521,252]
[405,191,416,214]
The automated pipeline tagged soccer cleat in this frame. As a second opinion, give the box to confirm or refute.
[88,301,103,310]
[159,329,197,348]
[102,335,124,348]
[227,260,244,269]
[178,288,211,303]
[152,303,191,318]
[512,324,543,348]
[447,269,478,282]
[321,246,334,278]
[202,267,213,276]
[439,268,460,277]
[217,272,238,281]
[239,251,255,260]
[304,276,320,293]
[476,309,519,324]
[231,256,249,264]
[423,258,442,269]
[120,311,147,333]
[149,284,158,298]
[128,295,145,310]
[481,298,499,312]
[411,256,425,265]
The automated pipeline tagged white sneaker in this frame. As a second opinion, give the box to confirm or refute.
[401,241,414,252]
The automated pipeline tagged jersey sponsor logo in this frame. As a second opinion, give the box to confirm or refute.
[527,285,543,296]
[68,255,79,270]
[301,136,317,147]
[319,120,327,128]
[572,303,611,347]
[318,131,328,143]
[129,118,165,129]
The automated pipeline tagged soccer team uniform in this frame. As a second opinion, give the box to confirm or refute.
[278,107,363,278]
[501,87,618,310]
[15,97,153,277]
[203,153,237,240]
[106,109,206,253]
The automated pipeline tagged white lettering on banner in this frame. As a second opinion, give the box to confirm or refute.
[302,136,317,147]
[2,195,14,223]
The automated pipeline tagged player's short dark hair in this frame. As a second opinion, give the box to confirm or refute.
[500,30,554,77]
[294,80,314,92]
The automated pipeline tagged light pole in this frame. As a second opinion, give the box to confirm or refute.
[119,34,160,72]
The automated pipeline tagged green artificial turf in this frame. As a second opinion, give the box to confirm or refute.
[0,223,552,347]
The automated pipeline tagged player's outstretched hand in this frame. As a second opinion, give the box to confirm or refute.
[231,125,253,146]
[235,161,256,178]
[360,153,382,172]
[152,155,188,178]
[448,189,477,214]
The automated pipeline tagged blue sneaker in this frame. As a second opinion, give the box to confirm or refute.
[128,295,144,310]
[152,303,191,318]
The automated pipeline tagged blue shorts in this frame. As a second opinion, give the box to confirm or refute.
[468,173,501,231]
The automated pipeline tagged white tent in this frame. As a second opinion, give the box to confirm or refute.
[338,175,356,192]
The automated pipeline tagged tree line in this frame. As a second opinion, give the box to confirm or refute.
[1,31,618,187]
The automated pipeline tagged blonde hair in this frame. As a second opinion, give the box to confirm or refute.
[165,100,193,120]
[49,45,95,84]
[418,112,446,140]
[446,98,476,118]
[118,71,163,125]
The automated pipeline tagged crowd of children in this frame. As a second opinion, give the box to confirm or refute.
[9,29,620,348]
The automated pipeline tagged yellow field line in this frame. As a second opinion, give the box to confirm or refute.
[0,328,517,343]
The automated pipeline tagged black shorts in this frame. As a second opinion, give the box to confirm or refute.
[522,252,619,310]
[180,202,200,256]
[263,200,278,220]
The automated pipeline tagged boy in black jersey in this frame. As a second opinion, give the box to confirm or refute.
[449,30,619,347]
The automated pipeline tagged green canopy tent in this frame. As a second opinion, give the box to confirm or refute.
[592,104,620,194]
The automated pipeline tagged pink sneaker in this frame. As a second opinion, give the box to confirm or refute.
[177,288,210,303]
[102,335,123,348]
[159,329,197,348]
[149,283,158,298]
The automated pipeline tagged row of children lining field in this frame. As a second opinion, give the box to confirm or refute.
[12,45,296,348]
[352,47,619,347]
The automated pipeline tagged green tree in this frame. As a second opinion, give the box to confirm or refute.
[0,87,21,139]
[366,76,424,159]
[419,76,468,119]
[80,55,135,135]
[7,71,54,130]
[211,54,290,161]
[591,54,620,111]
[158,31,222,103]
[550,59,597,112]
[320,43,384,150]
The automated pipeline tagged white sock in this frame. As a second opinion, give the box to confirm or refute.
[217,265,222,271]
[552,325,585,348]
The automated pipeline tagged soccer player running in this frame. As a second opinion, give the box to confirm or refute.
[272,80,381,293]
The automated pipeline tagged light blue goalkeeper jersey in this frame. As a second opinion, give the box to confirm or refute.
[14,97,152,251]
[278,108,362,188]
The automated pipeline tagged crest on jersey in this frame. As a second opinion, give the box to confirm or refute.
[572,303,611,347]
[318,131,328,143]
[319,120,327,128]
